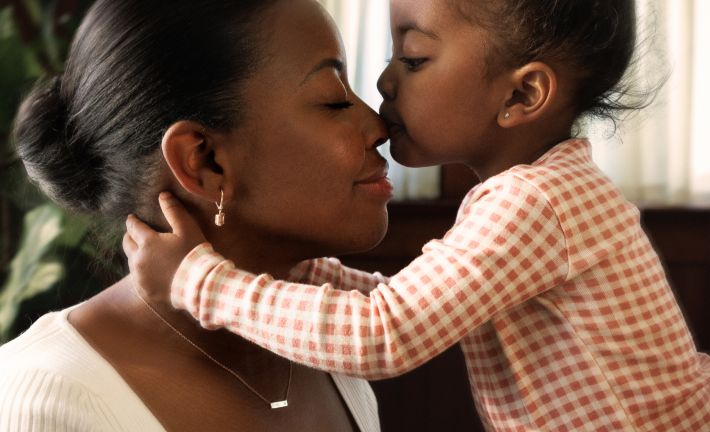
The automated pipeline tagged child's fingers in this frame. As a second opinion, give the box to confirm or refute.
[122,232,137,256]
[125,214,157,246]
[158,192,200,236]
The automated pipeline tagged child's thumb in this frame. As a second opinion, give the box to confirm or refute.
[158,192,199,236]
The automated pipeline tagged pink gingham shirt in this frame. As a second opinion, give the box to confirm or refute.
[172,139,710,431]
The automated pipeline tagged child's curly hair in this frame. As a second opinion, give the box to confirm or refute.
[452,0,652,122]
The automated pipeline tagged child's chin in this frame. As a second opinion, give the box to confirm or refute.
[390,142,433,168]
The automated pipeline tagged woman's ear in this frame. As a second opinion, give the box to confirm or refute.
[161,120,226,203]
[498,62,558,127]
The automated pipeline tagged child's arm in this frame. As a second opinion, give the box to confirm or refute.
[126,179,569,380]
[288,257,389,294]
[123,193,382,302]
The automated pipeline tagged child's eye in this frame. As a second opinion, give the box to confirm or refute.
[325,101,354,110]
[399,57,427,71]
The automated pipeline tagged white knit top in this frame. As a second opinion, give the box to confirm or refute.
[0,307,380,432]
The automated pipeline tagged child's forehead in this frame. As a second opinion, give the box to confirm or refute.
[390,0,473,31]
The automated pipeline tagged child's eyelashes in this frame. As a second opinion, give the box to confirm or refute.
[398,57,427,72]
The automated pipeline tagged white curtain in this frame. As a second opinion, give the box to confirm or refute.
[320,0,709,204]
[584,0,710,204]
[318,0,440,201]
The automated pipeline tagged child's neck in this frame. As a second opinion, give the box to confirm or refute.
[468,124,573,183]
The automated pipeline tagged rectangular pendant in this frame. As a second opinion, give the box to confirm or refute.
[270,400,288,409]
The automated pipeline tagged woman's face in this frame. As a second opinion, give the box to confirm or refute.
[222,0,391,259]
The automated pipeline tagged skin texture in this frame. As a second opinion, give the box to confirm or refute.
[70,1,388,430]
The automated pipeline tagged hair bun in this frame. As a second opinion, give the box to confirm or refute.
[13,76,106,213]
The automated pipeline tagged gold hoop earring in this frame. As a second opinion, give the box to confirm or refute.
[215,188,225,227]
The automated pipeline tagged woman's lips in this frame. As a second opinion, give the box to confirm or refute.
[354,176,394,199]
[355,165,394,199]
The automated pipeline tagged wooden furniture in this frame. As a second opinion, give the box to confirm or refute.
[640,205,710,352]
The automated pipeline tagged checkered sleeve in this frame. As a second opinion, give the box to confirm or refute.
[171,176,569,379]
[287,258,389,293]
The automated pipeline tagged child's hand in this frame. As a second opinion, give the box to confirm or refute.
[123,192,206,304]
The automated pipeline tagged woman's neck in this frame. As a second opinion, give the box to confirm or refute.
[68,276,293,409]
[202,223,313,280]
[136,216,319,360]
[126,276,291,380]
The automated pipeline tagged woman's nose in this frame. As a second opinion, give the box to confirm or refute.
[362,106,388,150]
[377,63,396,101]
[367,116,388,150]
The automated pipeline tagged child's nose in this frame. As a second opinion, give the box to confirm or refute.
[377,64,396,101]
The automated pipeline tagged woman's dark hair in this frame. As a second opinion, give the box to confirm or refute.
[13,0,276,217]
[453,0,648,121]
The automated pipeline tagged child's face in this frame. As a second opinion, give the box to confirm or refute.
[378,0,510,168]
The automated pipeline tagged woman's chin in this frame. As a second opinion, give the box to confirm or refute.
[364,220,389,251]
[345,213,389,255]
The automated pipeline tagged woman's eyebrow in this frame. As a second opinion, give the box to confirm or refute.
[300,58,344,86]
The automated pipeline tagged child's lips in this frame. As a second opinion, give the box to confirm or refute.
[379,106,405,137]
[381,115,405,137]
[387,123,406,137]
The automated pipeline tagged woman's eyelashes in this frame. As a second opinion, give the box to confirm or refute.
[325,101,354,110]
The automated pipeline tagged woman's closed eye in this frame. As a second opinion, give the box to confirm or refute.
[398,57,427,72]
[325,101,354,110]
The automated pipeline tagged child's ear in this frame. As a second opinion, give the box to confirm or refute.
[498,62,558,127]
[161,120,230,204]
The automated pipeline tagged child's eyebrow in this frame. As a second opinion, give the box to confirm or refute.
[397,22,439,40]
[300,58,345,86]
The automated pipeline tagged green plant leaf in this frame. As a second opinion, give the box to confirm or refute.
[0,0,96,342]
[40,0,60,69]
[0,203,64,339]
[20,261,62,300]
[55,213,90,248]
[0,37,31,135]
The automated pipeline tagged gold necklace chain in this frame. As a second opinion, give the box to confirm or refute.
[133,288,293,409]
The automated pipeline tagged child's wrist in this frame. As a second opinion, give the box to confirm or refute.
[185,242,215,260]
[169,241,219,315]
